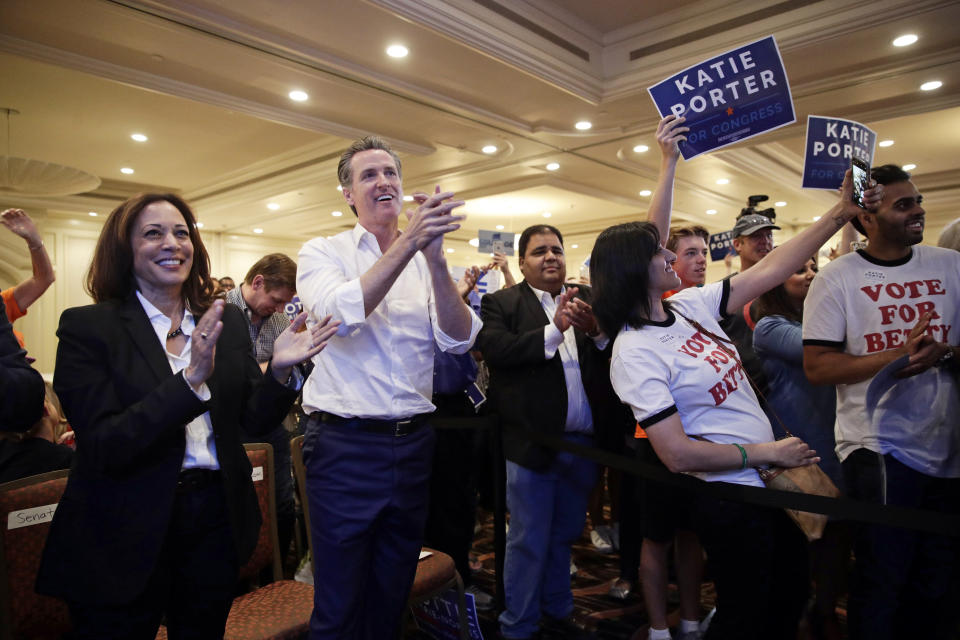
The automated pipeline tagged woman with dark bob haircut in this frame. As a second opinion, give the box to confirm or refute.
[590,172,883,640]
[36,193,339,638]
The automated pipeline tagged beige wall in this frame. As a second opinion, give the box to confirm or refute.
[2,210,953,377]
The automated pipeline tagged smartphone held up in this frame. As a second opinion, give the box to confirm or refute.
[851,156,871,210]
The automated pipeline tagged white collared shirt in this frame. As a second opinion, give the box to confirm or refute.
[297,223,482,419]
[136,291,219,470]
[528,282,603,434]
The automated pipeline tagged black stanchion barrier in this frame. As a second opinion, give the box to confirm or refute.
[521,429,960,537]
[430,414,507,612]
[432,414,960,617]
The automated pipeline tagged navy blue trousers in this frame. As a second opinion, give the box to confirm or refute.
[303,417,435,640]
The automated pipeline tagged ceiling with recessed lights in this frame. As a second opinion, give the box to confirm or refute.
[0,0,958,268]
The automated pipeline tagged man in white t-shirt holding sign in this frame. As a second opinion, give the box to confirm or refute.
[802,164,960,640]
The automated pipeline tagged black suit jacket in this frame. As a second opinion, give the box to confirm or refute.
[36,295,297,605]
[0,295,44,432]
[477,282,629,471]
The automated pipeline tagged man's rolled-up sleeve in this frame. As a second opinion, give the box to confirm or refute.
[433,303,482,354]
[297,237,366,335]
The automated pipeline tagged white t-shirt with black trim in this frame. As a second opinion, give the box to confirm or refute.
[802,246,960,478]
[610,280,773,487]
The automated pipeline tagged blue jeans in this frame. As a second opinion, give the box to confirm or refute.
[499,434,597,639]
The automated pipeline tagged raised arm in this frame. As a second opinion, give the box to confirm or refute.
[297,190,465,331]
[360,190,465,317]
[2,209,55,311]
[726,170,881,313]
[415,189,476,343]
[646,116,687,241]
[491,252,516,288]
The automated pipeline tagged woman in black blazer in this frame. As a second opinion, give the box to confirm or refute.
[36,193,337,639]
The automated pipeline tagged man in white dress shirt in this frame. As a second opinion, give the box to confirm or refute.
[296,136,481,639]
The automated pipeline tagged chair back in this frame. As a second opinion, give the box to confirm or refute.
[239,443,282,583]
[289,434,313,560]
[0,470,71,640]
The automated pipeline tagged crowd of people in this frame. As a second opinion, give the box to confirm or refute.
[1,115,958,640]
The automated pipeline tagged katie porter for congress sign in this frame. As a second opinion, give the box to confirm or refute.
[648,36,795,160]
[802,116,877,190]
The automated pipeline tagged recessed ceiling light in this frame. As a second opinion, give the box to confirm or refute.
[775,201,787,207]
[331,210,343,217]
[571,244,579,249]
[386,44,409,58]
[892,34,918,47]
[495,224,505,230]
[542,212,552,218]
[469,238,480,247]
[921,80,942,91]
[706,209,717,215]
[446,247,455,253]
[402,195,414,202]
[902,163,917,171]
[120,167,134,174]
[267,202,280,210]
[879,139,894,147]
[253,228,264,234]
[288,90,309,102]
[130,133,148,142]
[575,121,592,131]
[546,162,560,171]
[88,211,98,217]
[633,144,649,153]
[716,178,730,185]
[337,185,343,191]
[639,190,652,197]
[482,145,498,154]
[196,222,204,228]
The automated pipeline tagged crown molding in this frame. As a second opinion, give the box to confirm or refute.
[184,141,346,203]
[713,143,839,209]
[602,0,955,102]
[365,0,604,103]
[0,34,436,156]
[114,0,541,133]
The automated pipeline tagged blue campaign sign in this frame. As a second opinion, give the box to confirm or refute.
[477,229,515,256]
[802,116,877,189]
[709,231,736,262]
[412,588,485,640]
[283,295,303,322]
[648,36,795,160]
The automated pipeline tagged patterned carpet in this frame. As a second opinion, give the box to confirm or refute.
[411,511,719,640]
[407,511,854,640]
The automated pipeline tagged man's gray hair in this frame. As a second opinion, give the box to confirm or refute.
[337,136,402,189]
